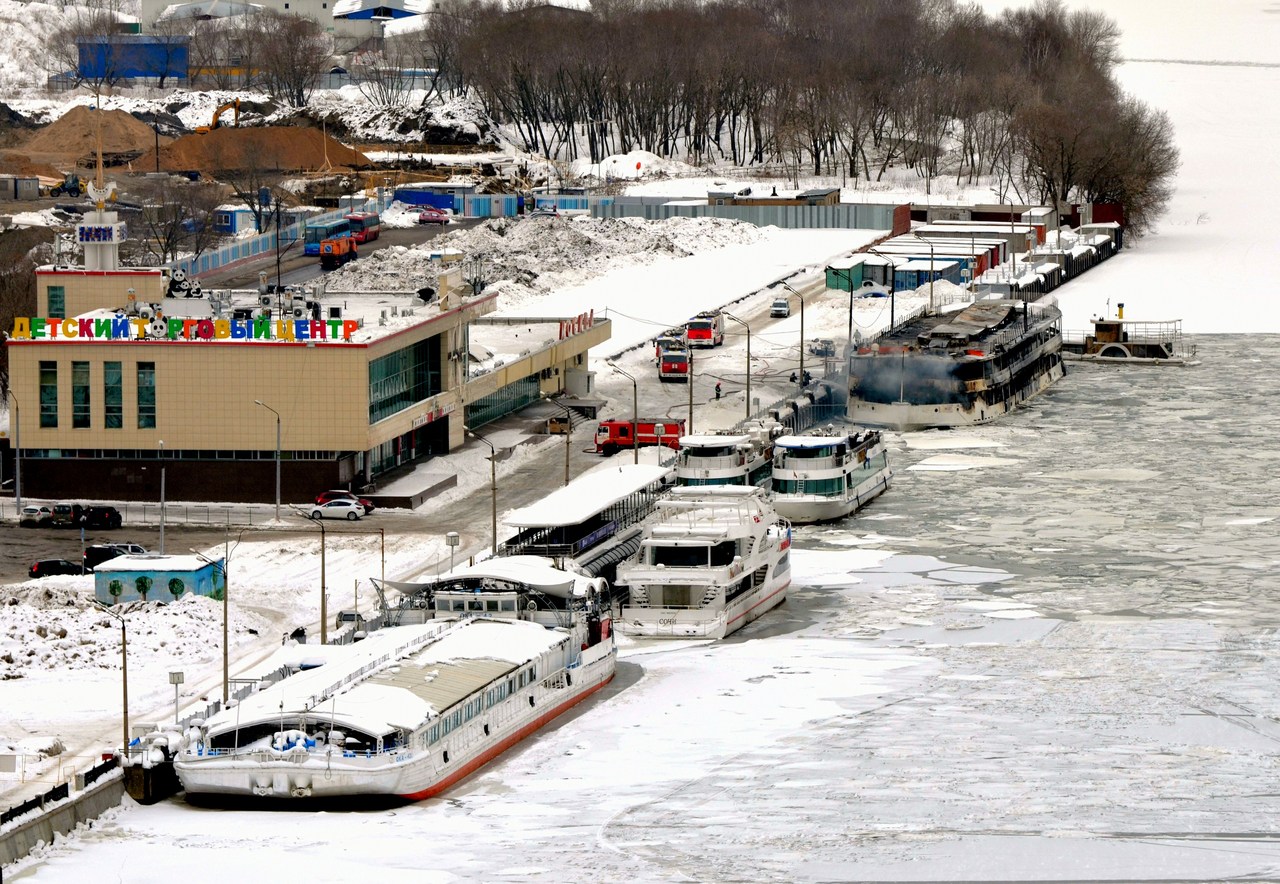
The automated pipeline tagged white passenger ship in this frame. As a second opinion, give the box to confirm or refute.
[676,432,773,488]
[175,557,615,801]
[771,428,893,524]
[615,486,791,639]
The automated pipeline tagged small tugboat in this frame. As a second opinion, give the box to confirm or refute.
[847,299,1064,431]
[616,486,791,639]
[175,556,615,801]
[1062,308,1197,365]
[770,427,892,524]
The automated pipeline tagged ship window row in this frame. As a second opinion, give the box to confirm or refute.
[650,541,738,568]
[444,598,517,613]
[422,671,535,747]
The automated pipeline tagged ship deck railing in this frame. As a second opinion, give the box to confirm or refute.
[1064,321,1185,347]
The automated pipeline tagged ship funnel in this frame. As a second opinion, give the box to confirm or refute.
[1117,302,1124,319]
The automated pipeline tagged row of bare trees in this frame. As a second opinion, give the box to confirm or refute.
[395,0,1175,233]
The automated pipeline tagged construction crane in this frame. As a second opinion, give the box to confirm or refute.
[195,99,240,135]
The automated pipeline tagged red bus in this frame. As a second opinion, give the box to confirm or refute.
[345,212,381,244]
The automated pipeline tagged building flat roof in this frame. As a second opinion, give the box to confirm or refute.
[506,464,671,527]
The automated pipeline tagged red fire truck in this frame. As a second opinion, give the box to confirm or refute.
[684,311,724,347]
[658,343,690,382]
[595,418,687,455]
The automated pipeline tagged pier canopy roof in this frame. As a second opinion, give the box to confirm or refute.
[506,464,671,528]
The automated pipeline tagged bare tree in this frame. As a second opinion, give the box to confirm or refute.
[129,178,227,264]
[256,12,331,107]
[44,0,131,96]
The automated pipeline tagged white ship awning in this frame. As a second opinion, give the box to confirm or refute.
[775,435,847,448]
[679,434,749,447]
[506,464,670,527]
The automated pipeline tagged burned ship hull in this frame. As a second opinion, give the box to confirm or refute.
[847,300,1064,431]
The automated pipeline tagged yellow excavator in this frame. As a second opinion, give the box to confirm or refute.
[195,99,240,135]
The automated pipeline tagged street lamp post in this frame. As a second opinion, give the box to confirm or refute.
[606,362,639,465]
[779,283,806,387]
[464,426,498,555]
[655,423,666,467]
[191,541,236,705]
[158,440,166,555]
[721,312,751,421]
[95,602,129,760]
[868,248,898,329]
[686,347,694,434]
[542,395,572,486]
[7,392,19,509]
[254,400,281,522]
[911,233,937,311]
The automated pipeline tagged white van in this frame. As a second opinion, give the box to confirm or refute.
[770,298,790,318]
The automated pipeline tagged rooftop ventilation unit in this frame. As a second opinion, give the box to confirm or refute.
[259,295,272,307]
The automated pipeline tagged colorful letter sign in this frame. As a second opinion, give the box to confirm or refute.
[11,316,362,343]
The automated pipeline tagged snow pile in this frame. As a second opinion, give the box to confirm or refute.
[323,215,768,305]
[0,0,80,97]
[570,149,700,182]
[304,89,499,145]
[0,587,270,681]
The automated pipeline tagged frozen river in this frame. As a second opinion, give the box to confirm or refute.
[16,334,1280,882]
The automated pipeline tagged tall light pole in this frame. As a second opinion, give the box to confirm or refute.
[911,232,937,311]
[721,312,751,421]
[686,346,694,434]
[7,392,19,509]
[606,362,639,464]
[868,248,898,330]
[779,283,805,388]
[95,602,129,760]
[318,518,326,643]
[158,440,165,555]
[254,400,281,522]
[465,426,498,555]
[192,540,237,705]
[542,395,572,486]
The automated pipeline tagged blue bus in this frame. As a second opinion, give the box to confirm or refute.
[303,218,351,256]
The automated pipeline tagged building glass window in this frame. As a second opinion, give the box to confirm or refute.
[47,285,65,318]
[137,362,156,429]
[368,337,441,423]
[39,361,57,428]
[104,361,122,428]
[72,361,90,429]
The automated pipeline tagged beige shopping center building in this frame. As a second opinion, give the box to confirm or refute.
[7,263,609,505]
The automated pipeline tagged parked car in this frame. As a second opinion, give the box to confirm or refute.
[417,207,449,225]
[50,503,83,528]
[770,297,791,318]
[808,338,836,357]
[29,558,83,578]
[84,542,148,572]
[19,505,53,527]
[309,499,364,521]
[528,206,560,218]
[315,490,375,514]
[80,505,123,530]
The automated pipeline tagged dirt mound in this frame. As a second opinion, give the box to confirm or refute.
[22,106,163,160]
[138,126,371,174]
[0,150,62,179]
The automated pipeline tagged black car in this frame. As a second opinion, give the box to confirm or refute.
[80,506,123,530]
[29,559,83,578]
